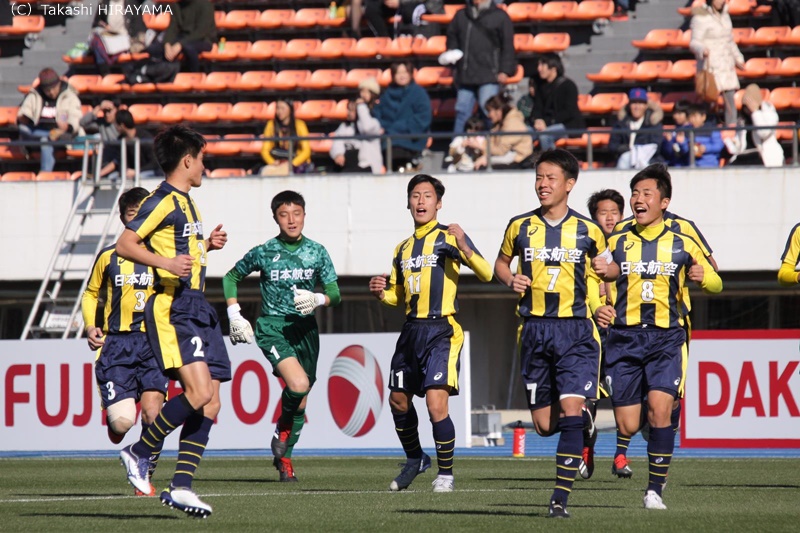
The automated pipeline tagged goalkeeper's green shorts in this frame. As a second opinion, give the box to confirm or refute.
[255,315,320,386]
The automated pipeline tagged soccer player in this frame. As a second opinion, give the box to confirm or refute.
[609,194,718,478]
[597,164,722,510]
[368,174,493,493]
[579,189,625,480]
[115,125,230,518]
[778,223,800,286]
[223,190,340,482]
[81,187,166,496]
[494,149,618,518]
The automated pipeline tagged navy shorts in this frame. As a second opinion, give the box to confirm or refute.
[519,318,600,409]
[389,317,463,398]
[95,332,168,409]
[605,326,687,407]
[145,288,231,382]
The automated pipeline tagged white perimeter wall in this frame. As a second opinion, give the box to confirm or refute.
[1,167,798,280]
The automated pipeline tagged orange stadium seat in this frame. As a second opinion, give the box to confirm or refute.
[769,87,800,110]
[728,0,757,16]
[731,27,755,44]
[191,103,233,123]
[772,57,800,77]
[379,68,393,87]
[217,10,260,30]
[777,26,800,45]
[531,33,570,52]
[254,10,295,29]
[0,106,18,126]
[507,2,542,22]
[514,33,536,53]
[127,104,162,124]
[582,93,628,114]
[570,0,614,20]
[218,101,269,122]
[737,57,781,78]
[228,71,275,91]
[209,168,247,178]
[669,29,691,48]
[0,15,45,35]
[295,100,337,121]
[239,40,285,61]
[268,70,311,90]
[421,4,464,24]
[678,2,703,17]
[308,133,333,154]
[381,36,415,58]
[776,122,798,140]
[204,135,239,156]
[298,69,347,90]
[505,64,524,84]
[659,91,700,112]
[743,26,791,46]
[1,172,36,182]
[577,93,593,113]
[295,8,346,28]
[35,171,72,181]
[143,12,170,31]
[309,38,356,59]
[415,66,451,87]
[0,138,26,160]
[200,71,241,92]
[274,39,321,60]
[158,103,198,123]
[632,29,682,50]
[586,62,636,83]
[223,134,262,154]
[325,99,350,121]
[537,1,578,21]
[90,74,126,94]
[623,60,673,82]
[156,72,205,93]
[564,127,611,148]
[201,41,251,61]
[67,75,101,94]
[413,35,447,56]
[344,37,391,58]
[662,59,696,80]
[343,68,383,88]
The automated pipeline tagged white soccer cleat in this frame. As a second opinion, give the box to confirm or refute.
[643,489,667,510]
[161,487,213,518]
[119,445,153,495]
[432,475,455,493]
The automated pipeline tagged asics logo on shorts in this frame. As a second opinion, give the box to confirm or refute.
[434,372,443,380]
[584,381,592,391]
[674,377,681,386]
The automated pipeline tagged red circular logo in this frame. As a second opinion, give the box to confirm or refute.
[328,345,384,437]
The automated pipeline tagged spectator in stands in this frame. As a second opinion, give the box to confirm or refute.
[362,0,443,38]
[99,109,161,179]
[531,53,584,151]
[516,78,536,129]
[445,115,486,172]
[329,98,384,174]
[88,0,147,76]
[444,0,516,134]
[80,99,120,143]
[260,99,313,176]
[665,103,723,168]
[473,94,534,170]
[728,83,784,167]
[609,88,664,170]
[148,0,216,73]
[373,61,432,172]
[690,0,745,126]
[670,99,691,128]
[16,68,82,172]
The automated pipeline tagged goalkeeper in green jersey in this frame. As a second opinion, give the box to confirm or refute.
[223,190,340,482]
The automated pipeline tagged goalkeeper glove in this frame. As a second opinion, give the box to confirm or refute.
[292,286,326,316]
[227,303,254,345]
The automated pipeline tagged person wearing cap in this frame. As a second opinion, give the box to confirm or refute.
[329,80,384,174]
[729,83,783,167]
[608,88,664,170]
[16,68,82,172]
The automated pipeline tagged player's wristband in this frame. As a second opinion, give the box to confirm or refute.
[314,293,326,307]
[508,276,514,288]
[227,303,242,320]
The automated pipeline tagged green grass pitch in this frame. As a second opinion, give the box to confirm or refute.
[0,456,797,532]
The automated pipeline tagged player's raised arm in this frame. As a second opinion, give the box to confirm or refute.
[448,223,492,282]
[687,247,723,294]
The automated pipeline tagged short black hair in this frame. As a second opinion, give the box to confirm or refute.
[271,190,305,216]
[587,189,625,220]
[465,115,485,132]
[672,99,691,115]
[115,109,135,129]
[407,174,445,200]
[535,148,579,182]
[118,186,149,224]
[153,125,206,176]
[630,163,672,200]
[687,103,708,117]
[537,53,564,77]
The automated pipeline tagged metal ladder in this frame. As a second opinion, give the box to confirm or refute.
[20,140,139,339]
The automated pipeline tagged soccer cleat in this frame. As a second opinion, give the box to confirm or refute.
[578,401,597,479]
[119,444,153,495]
[579,445,595,480]
[274,457,298,482]
[431,475,454,493]
[107,426,124,445]
[270,422,292,459]
[612,454,633,478]
[643,489,667,510]
[388,453,431,491]
[160,486,213,518]
[548,500,570,518]
[135,485,156,497]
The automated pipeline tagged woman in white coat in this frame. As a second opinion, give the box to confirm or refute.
[690,0,745,126]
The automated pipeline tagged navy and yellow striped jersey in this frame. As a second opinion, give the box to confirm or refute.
[778,223,800,286]
[614,210,713,256]
[126,181,207,290]
[499,208,607,319]
[81,244,156,334]
[607,222,722,328]
[382,220,493,318]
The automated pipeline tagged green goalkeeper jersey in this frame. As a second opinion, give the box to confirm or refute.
[226,236,338,318]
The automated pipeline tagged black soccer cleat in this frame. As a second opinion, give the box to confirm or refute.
[548,500,570,518]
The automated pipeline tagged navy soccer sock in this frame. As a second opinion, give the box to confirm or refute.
[647,426,675,496]
[432,416,455,477]
[133,394,195,457]
[392,406,423,460]
[140,418,163,479]
[551,416,583,505]
[615,431,632,458]
[671,402,682,434]
[171,414,213,490]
